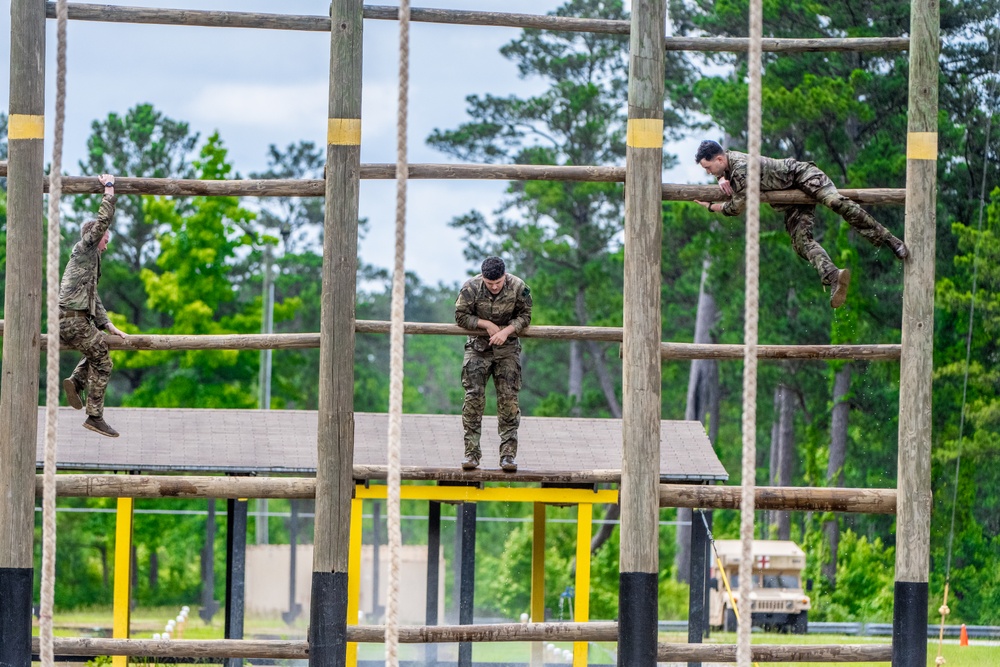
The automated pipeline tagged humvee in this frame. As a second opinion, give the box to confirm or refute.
[708,539,811,634]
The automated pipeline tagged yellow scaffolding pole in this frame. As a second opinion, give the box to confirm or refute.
[530,502,546,667]
[355,485,617,505]
[573,503,593,667]
[346,495,363,667]
[112,497,134,667]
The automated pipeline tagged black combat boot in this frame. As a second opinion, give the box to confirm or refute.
[461,453,480,470]
[500,455,518,473]
[830,268,851,309]
[63,378,83,410]
[83,416,119,438]
[886,236,909,260]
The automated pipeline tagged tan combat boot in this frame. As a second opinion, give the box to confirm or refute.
[63,378,83,410]
[830,268,851,309]
[83,416,120,438]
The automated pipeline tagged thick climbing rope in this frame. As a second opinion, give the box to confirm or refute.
[935,23,1000,665]
[385,0,411,663]
[40,1,69,665]
[737,0,764,664]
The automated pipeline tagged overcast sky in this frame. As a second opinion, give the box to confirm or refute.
[1,0,711,285]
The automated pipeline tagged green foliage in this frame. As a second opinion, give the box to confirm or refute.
[121,133,261,408]
[810,531,896,623]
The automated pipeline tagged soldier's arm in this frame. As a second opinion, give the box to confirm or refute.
[455,285,479,330]
[720,165,746,216]
[82,176,118,247]
[93,293,111,330]
[509,285,533,334]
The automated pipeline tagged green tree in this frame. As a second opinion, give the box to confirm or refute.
[120,133,261,408]
[430,0,695,418]
[74,103,199,328]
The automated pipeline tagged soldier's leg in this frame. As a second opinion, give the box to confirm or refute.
[59,318,95,410]
[798,168,902,251]
[493,355,522,460]
[70,322,113,418]
[785,207,839,286]
[461,352,490,460]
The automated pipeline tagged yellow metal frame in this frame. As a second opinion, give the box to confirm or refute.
[355,484,617,505]
[573,503,593,667]
[347,496,364,667]
[530,503,546,667]
[112,497,134,667]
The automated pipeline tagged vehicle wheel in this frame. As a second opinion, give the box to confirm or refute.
[792,611,808,634]
[723,608,738,633]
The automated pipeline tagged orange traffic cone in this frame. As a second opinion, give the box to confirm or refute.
[959,623,969,647]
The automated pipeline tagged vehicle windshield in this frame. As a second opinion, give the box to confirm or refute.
[761,574,799,589]
[727,573,798,589]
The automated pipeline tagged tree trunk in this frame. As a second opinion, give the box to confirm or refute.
[775,382,796,540]
[676,256,719,582]
[149,549,159,590]
[568,287,587,415]
[824,363,851,586]
[585,341,622,419]
[568,340,584,416]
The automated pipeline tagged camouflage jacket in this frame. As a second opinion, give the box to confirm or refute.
[720,150,813,216]
[59,194,116,329]
[455,273,533,353]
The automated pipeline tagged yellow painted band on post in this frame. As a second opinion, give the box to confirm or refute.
[573,503,593,667]
[346,495,364,667]
[626,118,663,149]
[112,497,134,667]
[328,118,362,146]
[355,485,617,505]
[8,114,44,140]
[906,132,938,160]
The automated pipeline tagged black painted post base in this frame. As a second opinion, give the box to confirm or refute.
[309,571,349,667]
[0,567,33,667]
[619,571,658,667]
[892,581,928,667]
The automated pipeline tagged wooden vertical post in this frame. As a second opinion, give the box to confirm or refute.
[0,1,46,665]
[893,0,938,665]
[619,0,664,665]
[311,0,363,664]
[457,502,478,667]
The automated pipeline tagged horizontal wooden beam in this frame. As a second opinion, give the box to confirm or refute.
[41,475,894,515]
[0,319,901,361]
[43,3,909,53]
[0,161,906,205]
[660,485,897,514]
[657,643,892,662]
[35,635,892,662]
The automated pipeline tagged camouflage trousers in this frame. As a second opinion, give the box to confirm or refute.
[461,347,521,459]
[781,166,898,285]
[60,316,113,418]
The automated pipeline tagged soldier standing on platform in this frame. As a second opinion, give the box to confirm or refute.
[60,174,130,437]
[455,257,532,472]
[693,140,908,308]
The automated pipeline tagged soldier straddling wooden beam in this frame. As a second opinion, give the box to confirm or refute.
[60,174,131,437]
[693,140,908,308]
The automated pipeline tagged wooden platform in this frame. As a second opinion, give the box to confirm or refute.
[36,407,728,483]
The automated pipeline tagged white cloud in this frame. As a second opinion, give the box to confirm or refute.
[184,81,329,131]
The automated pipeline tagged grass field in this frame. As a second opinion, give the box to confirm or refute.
[34,610,998,666]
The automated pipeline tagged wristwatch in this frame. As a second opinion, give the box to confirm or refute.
[104,182,114,188]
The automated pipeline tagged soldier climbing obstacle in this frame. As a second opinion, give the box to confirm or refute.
[60,174,131,437]
[455,257,532,473]
[693,140,908,308]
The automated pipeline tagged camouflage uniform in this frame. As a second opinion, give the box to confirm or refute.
[455,273,533,460]
[59,194,117,418]
[720,151,897,286]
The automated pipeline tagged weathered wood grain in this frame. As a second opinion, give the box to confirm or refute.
[659,485,897,514]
